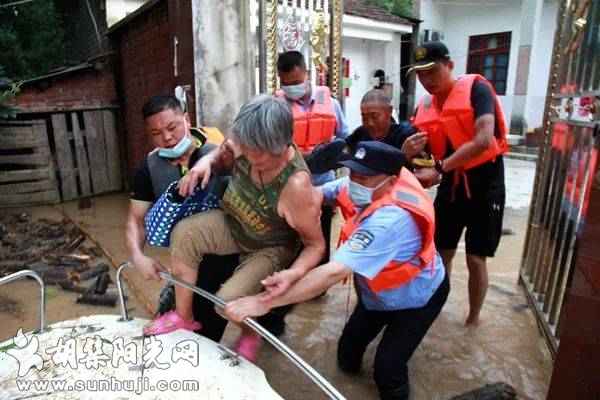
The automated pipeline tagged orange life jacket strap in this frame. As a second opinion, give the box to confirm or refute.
[366,261,422,293]
[451,169,472,201]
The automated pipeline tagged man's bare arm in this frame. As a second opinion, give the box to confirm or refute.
[179,139,238,196]
[440,113,495,172]
[224,261,352,323]
[271,261,350,307]
[126,200,164,280]
[126,200,150,260]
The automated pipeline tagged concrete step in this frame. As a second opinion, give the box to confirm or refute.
[507,134,524,146]
[510,145,540,155]
[505,152,538,162]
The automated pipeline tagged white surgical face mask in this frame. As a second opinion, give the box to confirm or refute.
[281,82,307,100]
[158,134,193,159]
[348,177,391,207]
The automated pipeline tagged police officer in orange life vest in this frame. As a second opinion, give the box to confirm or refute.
[225,141,449,400]
[276,50,350,268]
[409,41,508,326]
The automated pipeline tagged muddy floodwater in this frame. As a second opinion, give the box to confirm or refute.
[239,209,552,400]
[1,160,552,400]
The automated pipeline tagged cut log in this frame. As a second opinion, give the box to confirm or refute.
[43,269,71,285]
[64,253,91,262]
[92,272,111,295]
[26,262,53,276]
[58,280,89,293]
[0,260,26,274]
[76,292,118,307]
[71,263,109,283]
[64,235,85,252]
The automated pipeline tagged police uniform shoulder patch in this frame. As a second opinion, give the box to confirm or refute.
[348,230,375,251]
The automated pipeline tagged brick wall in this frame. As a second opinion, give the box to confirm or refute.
[15,67,118,112]
[110,0,195,178]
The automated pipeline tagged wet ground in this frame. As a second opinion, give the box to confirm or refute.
[0,206,148,349]
[0,158,551,399]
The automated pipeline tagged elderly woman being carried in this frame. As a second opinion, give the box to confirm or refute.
[142,94,325,361]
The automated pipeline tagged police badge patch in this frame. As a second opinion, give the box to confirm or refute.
[348,230,375,251]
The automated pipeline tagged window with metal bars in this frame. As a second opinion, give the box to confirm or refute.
[466,32,511,95]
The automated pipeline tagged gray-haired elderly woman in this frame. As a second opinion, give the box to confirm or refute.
[142,94,325,362]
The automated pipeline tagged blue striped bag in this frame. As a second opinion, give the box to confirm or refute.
[144,177,226,247]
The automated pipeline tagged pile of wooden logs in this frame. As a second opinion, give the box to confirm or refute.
[0,213,119,306]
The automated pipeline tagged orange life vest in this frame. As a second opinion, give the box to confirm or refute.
[413,74,509,170]
[336,169,436,293]
[551,121,569,153]
[276,86,337,153]
[565,139,598,217]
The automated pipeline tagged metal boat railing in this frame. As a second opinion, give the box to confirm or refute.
[115,261,346,400]
[0,270,46,333]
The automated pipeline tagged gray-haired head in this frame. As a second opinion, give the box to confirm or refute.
[361,89,392,108]
[231,94,293,155]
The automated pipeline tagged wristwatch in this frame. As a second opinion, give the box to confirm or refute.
[434,159,445,174]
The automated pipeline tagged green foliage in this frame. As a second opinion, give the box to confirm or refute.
[0,66,20,120]
[368,0,414,18]
[0,0,66,81]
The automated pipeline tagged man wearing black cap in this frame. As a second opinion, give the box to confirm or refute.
[225,141,449,400]
[409,41,508,326]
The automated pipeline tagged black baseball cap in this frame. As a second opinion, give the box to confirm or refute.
[406,41,450,74]
[339,141,407,176]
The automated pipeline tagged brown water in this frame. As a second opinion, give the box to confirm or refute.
[0,194,552,400]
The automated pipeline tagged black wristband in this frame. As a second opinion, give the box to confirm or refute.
[434,159,444,174]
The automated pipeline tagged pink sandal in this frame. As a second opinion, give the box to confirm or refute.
[234,332,262,363]
[143,310,202,336]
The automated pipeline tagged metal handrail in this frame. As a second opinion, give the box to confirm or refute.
[0,270,46,333]
[116,262,132,321]
[115,261,346,400]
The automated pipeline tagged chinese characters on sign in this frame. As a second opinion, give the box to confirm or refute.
[5,328,200,377]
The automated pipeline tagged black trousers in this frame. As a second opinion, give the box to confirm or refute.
[337,274,450,400]
[320,205,334,264]
[191,254,237,342]
[191,254,292,342]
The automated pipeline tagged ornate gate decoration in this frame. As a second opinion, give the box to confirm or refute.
[254,0,344,98]
[520,0,600,356]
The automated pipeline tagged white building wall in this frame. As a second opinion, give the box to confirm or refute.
[415,0,522,122]
[419,0,445,33]
[342,33,404,132]
[415,0,555,130]
[525,0,558,129]
[385,33,403,110]
[106,0,147,27]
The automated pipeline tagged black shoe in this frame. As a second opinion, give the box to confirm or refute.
[378,385,410,400]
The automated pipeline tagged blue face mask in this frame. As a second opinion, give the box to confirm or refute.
[348,177,391,207]
[281,82,307,100]
[158,134,193,159]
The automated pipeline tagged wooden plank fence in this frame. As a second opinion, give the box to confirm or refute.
[50,109,122,201]
[0,120,60,206]
[0,109,122,207]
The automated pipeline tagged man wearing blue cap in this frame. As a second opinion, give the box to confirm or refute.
[225,141,449,400]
